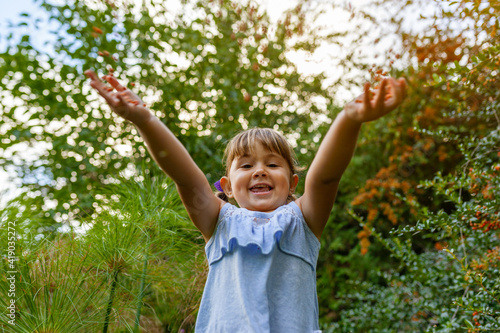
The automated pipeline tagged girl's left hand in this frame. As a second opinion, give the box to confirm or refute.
[344,77,407,123]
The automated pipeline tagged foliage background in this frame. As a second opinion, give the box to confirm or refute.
[0,0,498,332]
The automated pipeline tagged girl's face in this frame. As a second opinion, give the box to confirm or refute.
[220,141,298,213]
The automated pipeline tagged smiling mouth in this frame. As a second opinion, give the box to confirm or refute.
[250,185,273,194]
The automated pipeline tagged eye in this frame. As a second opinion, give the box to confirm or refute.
[268,164,279,168]
[241,164,252,169]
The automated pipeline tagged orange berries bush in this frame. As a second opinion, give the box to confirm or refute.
[322,0,500,331]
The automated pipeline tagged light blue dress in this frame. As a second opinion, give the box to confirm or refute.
[195,201,322,333]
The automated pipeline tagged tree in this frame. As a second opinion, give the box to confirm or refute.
[319,0,500,331]
[0,0,339,237]
[1,0,369,331]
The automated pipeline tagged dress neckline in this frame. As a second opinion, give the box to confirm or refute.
[223,201,298,219]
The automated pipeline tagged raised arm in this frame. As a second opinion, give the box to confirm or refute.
[296,77,407,238]
[85,70,223,240]
[134,117,223,241]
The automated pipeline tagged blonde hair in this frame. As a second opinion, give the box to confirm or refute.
[216,128,305,202]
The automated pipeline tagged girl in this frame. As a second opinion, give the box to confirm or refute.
[85,69,406,332]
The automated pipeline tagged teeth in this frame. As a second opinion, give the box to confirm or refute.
[252,184,271,189]
[250,184,272,194]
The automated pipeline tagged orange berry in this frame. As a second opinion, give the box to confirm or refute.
[130,82,135,87]
[98,51,104,56]
[92,26,103,34]
[357,230,368,239]
[103,51,110,56]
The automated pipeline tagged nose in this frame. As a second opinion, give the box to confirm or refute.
[253,165,268,178]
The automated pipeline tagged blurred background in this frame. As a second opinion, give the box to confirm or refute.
[0,0,498,332]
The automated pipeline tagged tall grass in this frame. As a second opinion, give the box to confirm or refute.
[0,234,108,332]
[1,167,204,332]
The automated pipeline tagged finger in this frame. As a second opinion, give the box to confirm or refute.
[397,77,407,99]
[387,77,404,104]
[89,80,120,107]
[84,70,100,82]
[380,78,392,103]
[374,78,387,110]
[119,90,139,106]
[86,70,112,93]
[386,78,403,109]
[104,74,127,92]
[391,78,406,100]
[85,70,126,108]
[115,93,131,118]
[86,71,108,91]
[363,82,371,108]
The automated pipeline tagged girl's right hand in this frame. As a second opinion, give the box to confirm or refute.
[84,70,152,126]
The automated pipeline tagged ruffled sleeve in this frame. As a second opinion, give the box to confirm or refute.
[205,201,320,270]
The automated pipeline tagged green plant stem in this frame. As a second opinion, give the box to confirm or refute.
[103,269,120,333]
[134,255,149,333]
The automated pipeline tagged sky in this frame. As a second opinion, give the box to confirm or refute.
[1,0,294,50]
[0,0,34,22]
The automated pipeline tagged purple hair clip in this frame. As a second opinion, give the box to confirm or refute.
[214,180,224,192]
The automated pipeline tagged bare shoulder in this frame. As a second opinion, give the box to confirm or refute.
[176,182,227,242]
